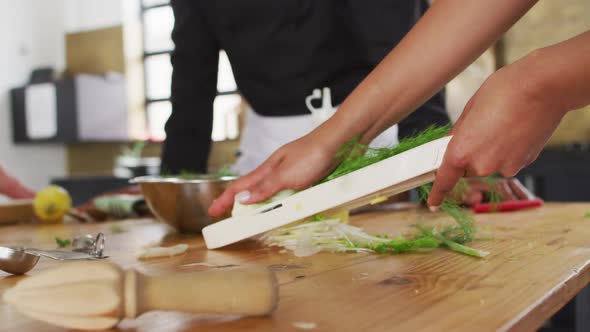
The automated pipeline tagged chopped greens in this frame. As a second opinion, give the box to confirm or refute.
[320,125,451,183]
[213,165,239,178]
[261,208,487,258]
[121,141,146,159]
[256,125,489,259]
[418,184,474,243]
[260,180,487,258]
[482,175,503,212]
[367,236,440,254]
[161,166,238,180]
[55,237,71,248]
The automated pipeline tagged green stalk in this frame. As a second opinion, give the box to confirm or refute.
[367,237,440,254]
[439,238,489,258]
[320,125,451,183]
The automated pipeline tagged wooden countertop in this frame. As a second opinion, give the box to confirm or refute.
[1,203,590,332]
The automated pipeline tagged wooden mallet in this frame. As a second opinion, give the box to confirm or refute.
[3,261,278,330]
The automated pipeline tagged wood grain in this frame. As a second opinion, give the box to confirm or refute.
[1,203,590,332]
[0,200,33,225]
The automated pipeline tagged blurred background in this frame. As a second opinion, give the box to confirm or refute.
[0,0,589,201]
[0,2,590,331]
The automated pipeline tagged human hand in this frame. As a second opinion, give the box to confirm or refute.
[208,134,340,217]
[452,177,535,206]
[0,166,35,200]
[428,54,567,209]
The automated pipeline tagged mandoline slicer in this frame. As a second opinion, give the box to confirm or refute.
[203,136,452,249]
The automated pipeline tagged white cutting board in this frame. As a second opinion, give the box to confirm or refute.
[203,136,451,249]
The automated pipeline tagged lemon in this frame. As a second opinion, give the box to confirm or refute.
[33,185,72,223]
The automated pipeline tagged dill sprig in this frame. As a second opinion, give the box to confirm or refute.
[482,175,503,212]
[320,125,451,183]
[418,183,474,242]
[319,125,486,258]
[414,184,485,257]
[367,236,440,254]
[55,237,71,248]
[265,125,488,258]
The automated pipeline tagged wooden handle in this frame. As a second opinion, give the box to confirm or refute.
[125,267,278,318]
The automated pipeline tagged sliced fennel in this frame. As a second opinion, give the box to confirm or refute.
[232,126,488,258]
[258,213,487,258]
[259,216,387,257]
[234,190,487,258]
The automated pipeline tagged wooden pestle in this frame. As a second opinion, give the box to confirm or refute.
[3,261,278,330]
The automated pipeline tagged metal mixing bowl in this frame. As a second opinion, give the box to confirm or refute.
[131,175,237,233]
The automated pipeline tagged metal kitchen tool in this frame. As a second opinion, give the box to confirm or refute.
[0,233,107,275]
[72,233,105,257]
[203,136,452,249]
[3,261,278,330]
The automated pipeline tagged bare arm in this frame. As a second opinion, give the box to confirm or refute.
[209,0,538,216]
[314,0,538,148]
[532,30,590,112]
[0,166,35,200]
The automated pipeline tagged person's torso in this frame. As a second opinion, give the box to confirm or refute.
[199,0,428,116]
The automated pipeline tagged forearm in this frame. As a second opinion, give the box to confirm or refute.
[527,30,590,113]
[0,167,9,196]
[0,167,34,199]
[315,0,537,148]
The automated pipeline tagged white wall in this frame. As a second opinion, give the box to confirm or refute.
[63,0,123,33]
[0,0,67,193]
[0,0,126,198]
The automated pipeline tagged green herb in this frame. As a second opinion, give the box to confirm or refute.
[326,125,486,258]
[584,211,590,218]
[262,125,489,258]
[413,224,487,258]
[482,175,503,212]
[320,125,451,183]
[418,184,475,242]
[417,184,489,257]
[162,168,238,180]
[310,213,326,222]
[121,141,146,159]
[441,239,488,258]
[367,236,440,254]
[173,171,205,180]
[213,165,239,178]
[55,237,71,248]
[451,178,470,198]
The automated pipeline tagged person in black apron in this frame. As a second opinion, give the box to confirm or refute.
[161,0,448,176]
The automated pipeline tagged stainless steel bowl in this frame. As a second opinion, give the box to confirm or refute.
[131,175,237,233]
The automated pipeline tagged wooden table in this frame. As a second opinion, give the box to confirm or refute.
[1,203,590,332]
